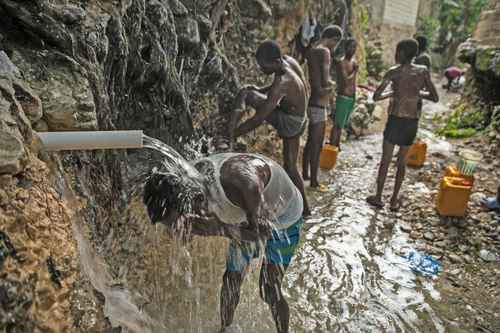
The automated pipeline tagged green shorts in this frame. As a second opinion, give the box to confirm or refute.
[333,95,355,129]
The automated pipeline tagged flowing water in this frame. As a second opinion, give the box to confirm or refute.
[75,131,456,332]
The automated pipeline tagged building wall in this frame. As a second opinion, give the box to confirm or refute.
[383,0,420,26]
[361,0,421,64]
[473,0,500,47]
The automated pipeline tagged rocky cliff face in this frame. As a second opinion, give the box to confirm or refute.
[0,0,351,331]
[458,0,500,151]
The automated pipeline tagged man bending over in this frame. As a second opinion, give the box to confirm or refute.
[144,152,305,333]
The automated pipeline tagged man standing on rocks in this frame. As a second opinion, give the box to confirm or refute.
[143,152,305,333]
[329,37,358,150]
[230,40,310,216]
[302,25,342,190]
[367,39,439,211]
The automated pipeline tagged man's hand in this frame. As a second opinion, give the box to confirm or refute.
[223,223,260,243]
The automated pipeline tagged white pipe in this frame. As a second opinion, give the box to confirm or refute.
[38,130,143,151]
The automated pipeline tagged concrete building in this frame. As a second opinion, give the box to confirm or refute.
[361,0,425,64]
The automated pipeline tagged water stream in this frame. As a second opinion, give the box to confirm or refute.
[74,130,456,332]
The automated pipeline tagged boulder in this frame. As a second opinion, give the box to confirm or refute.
[475,47,500,77]
[176,16,200,48]
[238,0,273,19]
[0,132,23,175]
[12,82,42,123]
[0,51,20,80]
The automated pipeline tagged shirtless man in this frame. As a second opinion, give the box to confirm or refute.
[330,37,358,149]
[230,40,310,216]
[302,25,342,189]
[143,152,304,333]
[366,39,439,210]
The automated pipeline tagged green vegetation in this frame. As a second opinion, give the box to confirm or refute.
[416,0,488,67]
[436,102,487,138]
[416,16,439,49]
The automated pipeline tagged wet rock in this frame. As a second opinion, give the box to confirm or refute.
[410,231,422,239]
[33,68,97,131]
[176,16,200,48]
[448,254,463,263]
[424,232,435,241]
[435,240,448,248]
[32,119,49,132]
[400,224,412,233]
[0,131,25,175]
[238,0,273,19]
[0,51,20,80]
[479,249,498,262]
[168,0,189,15]
[59,5,86,25]
[12,82,42,123]
[476,47,500,77]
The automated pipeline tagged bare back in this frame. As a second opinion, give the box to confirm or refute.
[384,64,435,119]
[306,46,331,107]
[277,56,308,116]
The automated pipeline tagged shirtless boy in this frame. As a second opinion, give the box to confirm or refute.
[367,39,439,210]
[230,40,311,216]
[330,37,358,149]
[302,25,342,188]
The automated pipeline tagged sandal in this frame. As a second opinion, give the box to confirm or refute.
[310,183,328,193]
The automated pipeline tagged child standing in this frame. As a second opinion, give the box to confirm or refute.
[330,38,358,149]
[367,39,439,211]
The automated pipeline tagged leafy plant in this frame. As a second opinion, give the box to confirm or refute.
[436,102,487,138]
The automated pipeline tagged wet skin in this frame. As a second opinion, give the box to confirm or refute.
[367,49,439,210]
[330,48,358,149]
[230,54,310,217]
[159,154,298,333]
[302,42,336,187]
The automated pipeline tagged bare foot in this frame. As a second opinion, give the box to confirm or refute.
[366,195,384,208]
[390,197,401,212]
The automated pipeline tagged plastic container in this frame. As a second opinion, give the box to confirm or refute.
[457,149,482,175]
[445,165,474,184]
[320,144,338,170]
[406,139,427,167]
[436,176,473,217]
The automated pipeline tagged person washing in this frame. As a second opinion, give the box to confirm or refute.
[230,40,310,216]
[143,152,304,333]
[443,66,464,91]
[366,39,439,211]
[302,25,342,190]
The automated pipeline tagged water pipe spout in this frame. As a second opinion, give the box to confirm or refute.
[38,130,144,151]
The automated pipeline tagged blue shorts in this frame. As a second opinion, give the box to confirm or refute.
[226,218,304,272]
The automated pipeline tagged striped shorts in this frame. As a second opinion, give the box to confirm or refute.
[226,217,304,272]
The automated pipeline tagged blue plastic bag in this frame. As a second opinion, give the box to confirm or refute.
[402,251,442,277]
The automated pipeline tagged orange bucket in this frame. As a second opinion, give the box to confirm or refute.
[320,144,338,170]
[407,139,427,167]
[436,176,473,217]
